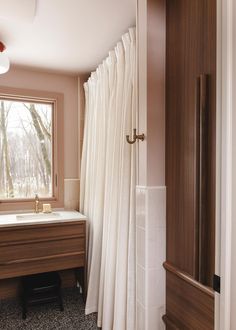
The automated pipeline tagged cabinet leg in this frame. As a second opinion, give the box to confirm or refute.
[57,288,64,312]
[22,297,27,320]
[75,267,86,303]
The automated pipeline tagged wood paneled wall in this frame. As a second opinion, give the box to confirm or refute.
[165,0,216,328]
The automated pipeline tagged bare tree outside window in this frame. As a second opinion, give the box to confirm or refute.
[0,99,53,199]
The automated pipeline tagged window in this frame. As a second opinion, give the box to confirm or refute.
[0,87,64,211]
[0,99,53,199]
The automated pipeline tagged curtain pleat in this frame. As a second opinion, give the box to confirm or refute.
[80,27,136,330]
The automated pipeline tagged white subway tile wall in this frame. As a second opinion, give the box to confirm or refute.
[137,265,146,304]
[137,227,146,268]
[136,186,166,330]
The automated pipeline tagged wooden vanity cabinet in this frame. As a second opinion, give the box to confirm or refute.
[0,221,86,280]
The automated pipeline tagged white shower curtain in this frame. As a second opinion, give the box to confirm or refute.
[80,28,136,330]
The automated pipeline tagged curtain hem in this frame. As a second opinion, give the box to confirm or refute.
[85,307,98,315]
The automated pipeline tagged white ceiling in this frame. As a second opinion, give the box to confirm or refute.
[0,0,136,75]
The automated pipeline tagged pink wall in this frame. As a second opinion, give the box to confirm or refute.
[138,0,165,186]
[0,66,79,179]
[147,0,165,186]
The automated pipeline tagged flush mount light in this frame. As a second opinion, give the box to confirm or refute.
[0,41,10,74]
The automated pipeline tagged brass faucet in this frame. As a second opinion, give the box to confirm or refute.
[34,194,40,213]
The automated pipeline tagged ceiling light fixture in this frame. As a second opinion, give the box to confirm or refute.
[0,42,10,74]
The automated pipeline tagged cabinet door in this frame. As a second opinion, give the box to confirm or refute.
[165,0,216,328]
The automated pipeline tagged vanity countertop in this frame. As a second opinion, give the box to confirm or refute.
[0,210,87,228]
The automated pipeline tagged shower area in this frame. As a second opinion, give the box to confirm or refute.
[79,1,166,329]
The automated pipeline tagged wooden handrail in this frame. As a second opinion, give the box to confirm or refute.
[163,261,214,298]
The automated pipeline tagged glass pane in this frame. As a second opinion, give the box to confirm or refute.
[0,99,53,199]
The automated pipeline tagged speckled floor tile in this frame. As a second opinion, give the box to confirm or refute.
[0,288,99,330]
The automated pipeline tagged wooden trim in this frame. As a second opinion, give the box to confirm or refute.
[0,255,84,280]
[0,197,58,203]
[0,86,64,212]
[163,261,214,298]
[165,267,214,329]
[0,234,85,247]
[216,0,234,328]
[0,220,86,231]
[0,251,84,266]
[196,74,210,284]
[0,87,63,103]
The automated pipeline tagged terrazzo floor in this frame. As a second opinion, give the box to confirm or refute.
[0,288,99,330]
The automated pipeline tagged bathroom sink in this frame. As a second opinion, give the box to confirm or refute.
[16,213,61,221]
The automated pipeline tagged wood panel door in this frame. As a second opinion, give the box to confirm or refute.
[164,0,216,328]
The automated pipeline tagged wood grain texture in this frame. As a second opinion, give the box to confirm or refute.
[165,0,216,328]
[165,268,214,330]
[202,0,216,285]
[164,262,214,297]
[166,0,204,277]
[196,73,209,284]
[162,315,180,330]
[0,221,86,280]
[166,0,216,283]
[0,238,85,264]
[0,221,85,245]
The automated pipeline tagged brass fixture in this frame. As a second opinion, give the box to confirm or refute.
[126,128,145,144]
[34,194,40,213]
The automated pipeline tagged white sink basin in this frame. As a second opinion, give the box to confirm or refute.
[16,213,61,221]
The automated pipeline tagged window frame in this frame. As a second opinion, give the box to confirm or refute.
[0,86,64,211]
